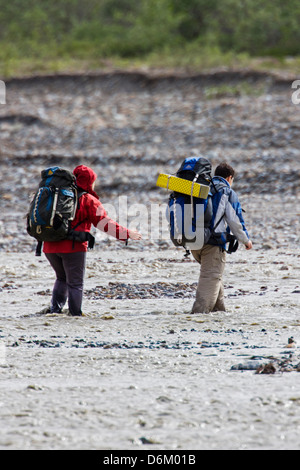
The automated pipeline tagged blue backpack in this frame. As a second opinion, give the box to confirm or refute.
[167,157,239,254]
[167,157,213,251]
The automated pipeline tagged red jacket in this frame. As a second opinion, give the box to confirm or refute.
[43,165,129,253]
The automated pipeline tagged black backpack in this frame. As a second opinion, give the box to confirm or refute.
[27,166,95,255]
[175,156,212,187]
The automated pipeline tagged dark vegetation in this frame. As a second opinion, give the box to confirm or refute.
[1,0,300,76]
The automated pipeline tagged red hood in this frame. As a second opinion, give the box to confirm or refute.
[73,165,99,199]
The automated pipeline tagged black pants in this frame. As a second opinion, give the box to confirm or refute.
[45,252,86,316]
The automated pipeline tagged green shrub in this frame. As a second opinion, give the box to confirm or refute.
[1,0,300,75]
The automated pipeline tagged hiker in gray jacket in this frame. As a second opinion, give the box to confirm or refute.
[191,162,252,313]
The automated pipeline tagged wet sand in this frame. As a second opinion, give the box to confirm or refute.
[1,247,300,450]
[0,70,300,450]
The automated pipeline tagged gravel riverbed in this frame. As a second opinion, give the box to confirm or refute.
[0,69,299,450]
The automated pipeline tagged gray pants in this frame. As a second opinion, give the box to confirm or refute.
[45,252,86,316]
[191,244,226,313]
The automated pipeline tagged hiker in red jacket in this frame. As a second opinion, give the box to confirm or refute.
[43,165,141,316]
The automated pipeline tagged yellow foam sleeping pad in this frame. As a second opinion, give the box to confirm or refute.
[156,173,210,199]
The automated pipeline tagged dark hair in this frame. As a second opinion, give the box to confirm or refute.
[214,162,235,179]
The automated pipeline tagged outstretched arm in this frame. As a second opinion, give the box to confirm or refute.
[128,229,142,240]
[245,240,252,250]
[95,201,142,241]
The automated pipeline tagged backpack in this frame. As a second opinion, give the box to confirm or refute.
[26,166,95,255]
[167,157,239,254]
[167,157,213,252]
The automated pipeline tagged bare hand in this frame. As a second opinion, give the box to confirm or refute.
[245,240,253,250]
[128,229,142,240]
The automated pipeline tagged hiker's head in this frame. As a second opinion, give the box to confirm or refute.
[214,162,235,186]
[73,165,99,198]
